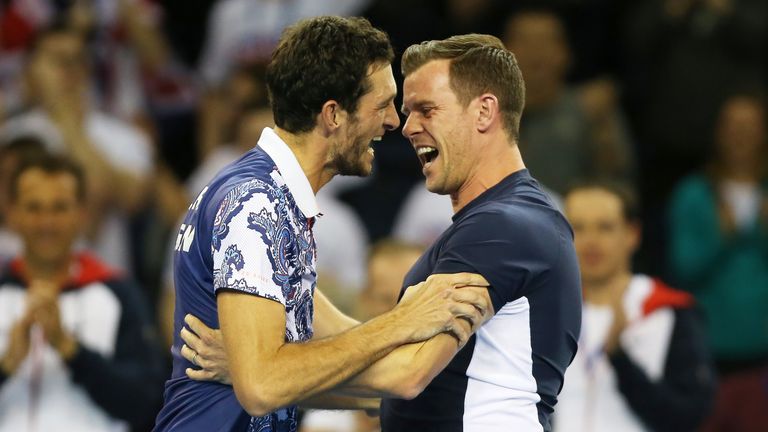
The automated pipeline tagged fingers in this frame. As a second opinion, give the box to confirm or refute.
[448,302,484,328]
[427,273,489,288]
[180,326,202,352]
[180,343,199,366]
[186,367,216,382]
[447,318,473,347]
[450,287,492,317]
[184,314,213,337]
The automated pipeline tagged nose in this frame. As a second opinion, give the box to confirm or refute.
[402,113,421,139]
[384,102,400,131]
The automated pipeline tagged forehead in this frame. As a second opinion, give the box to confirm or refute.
[17,169,78,199]
[365,63,397,99]
[403,60,452,103]
[565,189,623,220]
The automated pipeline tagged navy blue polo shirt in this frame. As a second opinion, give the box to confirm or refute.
[380,169,582,432]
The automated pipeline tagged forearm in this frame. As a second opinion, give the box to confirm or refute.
[299,393,379,411]
[57,118,148,213]
[337,333,460,399]
[228,309,413,416]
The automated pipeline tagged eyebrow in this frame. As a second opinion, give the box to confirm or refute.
[401,100,432,116]
[379,93,396,108]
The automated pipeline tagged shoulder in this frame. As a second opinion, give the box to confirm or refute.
[454,198,568,252]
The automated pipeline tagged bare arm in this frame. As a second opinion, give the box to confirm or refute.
[298,393,379,412]
[215,273,486,417]
[333,285,492,399]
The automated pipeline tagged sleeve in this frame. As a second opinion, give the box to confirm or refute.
[211,181,294,306]
[66,279,166,430]
[432,210,557,312]
[608,307,716,432]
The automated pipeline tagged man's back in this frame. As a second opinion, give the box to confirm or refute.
[381,170,582,432]
[155,129,318,431]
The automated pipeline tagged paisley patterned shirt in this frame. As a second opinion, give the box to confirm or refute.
[155,128,320,432]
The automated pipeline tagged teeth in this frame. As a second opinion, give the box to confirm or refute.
[372,136,382,141]
[416,147,437,156]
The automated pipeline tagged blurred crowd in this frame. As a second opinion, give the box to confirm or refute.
[0,0,766,431]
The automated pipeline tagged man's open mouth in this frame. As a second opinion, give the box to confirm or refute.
[416,146,439,166]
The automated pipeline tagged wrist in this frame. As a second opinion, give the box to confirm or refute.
[57,335,79,361]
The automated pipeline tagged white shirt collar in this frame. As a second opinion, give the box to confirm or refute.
[257,127,321,219]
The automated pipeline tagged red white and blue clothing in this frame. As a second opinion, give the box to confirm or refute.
[554,275,715,432]
[154,128,320,432]
[0,253,165,431]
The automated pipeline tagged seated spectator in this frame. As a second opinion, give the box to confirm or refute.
[556,180,715,432]
[0,136,48,263]
[668,93,768,431]
[0,22,153,272]
[0,154,165,431]
[503,8,635,195]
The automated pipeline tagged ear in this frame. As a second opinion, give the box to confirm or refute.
[476,93,500,133]
[319,100,343,134]
[627,222,642,255]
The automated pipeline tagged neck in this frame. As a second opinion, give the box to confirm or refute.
[451,137,526,213]
[22,254,72,285]
[274,127,334,193]
[583,270,632,306]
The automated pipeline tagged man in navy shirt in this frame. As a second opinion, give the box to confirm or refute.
[375,34,582,432]
[183,32,581,432]
[153,17,493,432]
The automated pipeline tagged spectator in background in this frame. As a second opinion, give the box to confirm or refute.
[557,180,714,432]
[198,0,372,89]
[622,0,767,202]
[0,0,187,122]
[196,0,372,159]
[0,154,165,431]
[503,8,635,195]
[668,93,768,431]
[354,239,424,321]
[0,22,153,273]
[0,136,47,263]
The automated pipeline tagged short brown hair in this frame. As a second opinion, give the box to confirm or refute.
[565,179,640,223]
[266,16,394,134]
[401,34,526,139]
[9,154,87,203]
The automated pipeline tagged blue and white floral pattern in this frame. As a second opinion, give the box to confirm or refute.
[211,168,316,337]
[248,406,298,432]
